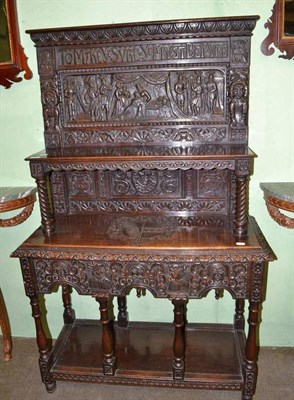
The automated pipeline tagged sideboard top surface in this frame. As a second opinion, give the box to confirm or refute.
[12,215,274,263]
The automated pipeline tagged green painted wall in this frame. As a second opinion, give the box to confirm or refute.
[0,0,293,346]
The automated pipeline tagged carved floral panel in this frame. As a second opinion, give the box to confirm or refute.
[33,259,249,299]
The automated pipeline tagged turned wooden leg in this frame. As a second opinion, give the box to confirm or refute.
[117,296,128,327]
[62,285,76,324]
[172,298,187,380]
[242,301,260,400]
[0,288,12,361]
[234,299,245,330]
[96,296,117,376]
[30,295,56,393]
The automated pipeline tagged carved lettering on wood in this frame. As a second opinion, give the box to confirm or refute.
[58,41,229,67]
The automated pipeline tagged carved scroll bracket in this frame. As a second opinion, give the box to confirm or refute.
[261,0,294,60]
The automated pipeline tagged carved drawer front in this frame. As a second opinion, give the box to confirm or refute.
[33,259,249,299]
[50,170,235,216]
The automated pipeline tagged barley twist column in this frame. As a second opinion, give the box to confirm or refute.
[234,159,252,237]
[30,162,55,236]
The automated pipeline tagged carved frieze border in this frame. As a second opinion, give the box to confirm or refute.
[29,18,258,47]
[13,246,274,264]
[32,259,249,299]
[42,160,235,173]
[50,371,242,390]
[69,199,227,214]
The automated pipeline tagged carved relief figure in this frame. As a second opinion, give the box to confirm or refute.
[84,76,99,121]
[62,69,225,125]
[191,75,203,115]
[174,73,187,111]
[123,84,151,118]
[113,84,130,117]
[205,74,218,114]
[230,82,247,127]
[41,84,60,131]
[64,78,77,121]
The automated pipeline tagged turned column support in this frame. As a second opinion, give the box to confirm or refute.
[171,297,187,380]
[242,301,260,400]
[61,285,75,324]
[234,159,252,237]
[96,295,117,376]
[30,295,56,393]
[234,298,245,330]
[117,296,129,327]
[30,162,55,236]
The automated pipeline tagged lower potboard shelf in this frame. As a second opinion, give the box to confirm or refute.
[50,319,245,390]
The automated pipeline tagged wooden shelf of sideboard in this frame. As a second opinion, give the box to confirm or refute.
[50,319,245,391]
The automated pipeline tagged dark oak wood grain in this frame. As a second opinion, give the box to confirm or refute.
[12,15,276,400]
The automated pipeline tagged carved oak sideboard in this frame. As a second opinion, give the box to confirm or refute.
[12,16,275,400]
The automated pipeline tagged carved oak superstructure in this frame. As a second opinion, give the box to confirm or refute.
[13,16,275,399]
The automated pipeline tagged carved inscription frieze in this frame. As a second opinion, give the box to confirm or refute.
[64,126,227,145]
[60,69,226,125]
[58,40,229,67]
[33,259,249,299]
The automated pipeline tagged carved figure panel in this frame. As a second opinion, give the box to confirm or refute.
[41,78,60,133]
[33,259,249,299]
[60,68,226,125]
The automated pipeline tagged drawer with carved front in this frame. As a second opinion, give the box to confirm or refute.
[32,259,250,300]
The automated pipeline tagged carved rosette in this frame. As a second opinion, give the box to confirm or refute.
[33,259,249,299]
